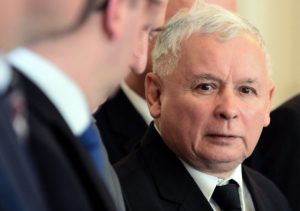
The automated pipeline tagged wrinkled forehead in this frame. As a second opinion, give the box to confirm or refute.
[178,34,268,77]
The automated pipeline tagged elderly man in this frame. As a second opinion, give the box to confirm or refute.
[8,0,168,210]
[94,0,237,164]
[115,3,291,211]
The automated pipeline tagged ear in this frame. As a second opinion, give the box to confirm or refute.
[145,72,162,119]
[103,0,125,39]
[264,85,275,127]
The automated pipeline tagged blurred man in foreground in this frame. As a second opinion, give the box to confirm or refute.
[8,0,168,210]
[0,0,99,210]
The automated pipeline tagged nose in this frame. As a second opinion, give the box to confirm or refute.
[214,88,238,121]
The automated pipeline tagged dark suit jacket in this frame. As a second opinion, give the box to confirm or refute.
[94,88,148,164]
[15,68,118,211]
[246,94,300,211]
[115,123,291,211]
[0,93,47,211]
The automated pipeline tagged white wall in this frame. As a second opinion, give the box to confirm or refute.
[237,0,300,109]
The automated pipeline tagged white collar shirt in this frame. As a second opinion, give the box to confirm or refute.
[181,160,255,211]
[0,57,12,94]
[8,48,91,136]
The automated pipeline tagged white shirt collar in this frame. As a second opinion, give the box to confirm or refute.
[120,81,152,125]
[181,160,244,201]
[7,48,91,136]
[0,57,12,94]
[181,160,253,211]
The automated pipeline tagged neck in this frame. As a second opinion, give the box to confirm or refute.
[27,13,110,113]
[28,42,102,113]
[189,159,241,179]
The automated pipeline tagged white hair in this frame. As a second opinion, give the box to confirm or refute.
[152,1,272,78]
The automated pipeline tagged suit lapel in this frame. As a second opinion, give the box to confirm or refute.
[18,70,117,211]
[141,124,214,211]
[243,166,269,211]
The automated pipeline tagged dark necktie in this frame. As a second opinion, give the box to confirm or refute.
[212,180,242,211]
[79,123,125,211]
[79,123,106,179]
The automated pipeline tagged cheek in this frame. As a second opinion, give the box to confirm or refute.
[0,1,23,23]
[130,33,149,73]
[159,98,212,164]
[160,96,207,142]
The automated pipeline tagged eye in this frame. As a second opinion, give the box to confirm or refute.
[239,86,257,95]
[199,83,213,90]
[195,83,216,94]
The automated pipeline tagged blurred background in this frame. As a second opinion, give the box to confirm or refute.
[237,0,300,109]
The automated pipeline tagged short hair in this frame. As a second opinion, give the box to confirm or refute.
[152,1,272,78]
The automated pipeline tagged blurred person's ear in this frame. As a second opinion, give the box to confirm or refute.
[103,0,128,40]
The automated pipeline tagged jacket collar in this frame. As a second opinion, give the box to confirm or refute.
[141,123,213,210]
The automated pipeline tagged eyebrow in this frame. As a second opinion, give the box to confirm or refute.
[191,73,222,83]
[190,73,258,84]
[242,78,258,84]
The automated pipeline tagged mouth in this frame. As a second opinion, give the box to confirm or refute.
[205,133,242,143]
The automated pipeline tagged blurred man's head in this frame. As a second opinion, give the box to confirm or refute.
[30,0,169,111]
[146,3,274,178]
[22,0,97,41]
[0,0,99,51]
[129,0,167,74]
[94,0,168,106]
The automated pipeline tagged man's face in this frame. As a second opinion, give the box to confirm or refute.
[144,0,195,75]
[129,0,168,74]
[106,0,168,93]
[150,34,274,176]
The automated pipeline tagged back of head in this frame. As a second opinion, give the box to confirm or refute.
[0,0,105,52]
[152,1,271,78]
